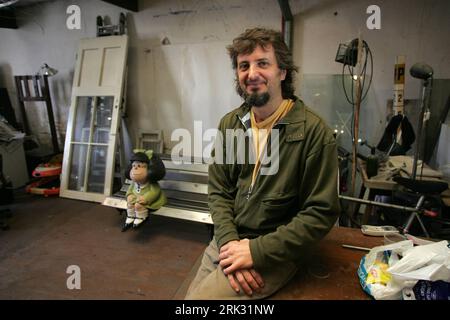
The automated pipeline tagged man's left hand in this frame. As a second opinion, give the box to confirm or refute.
[227,268,265,296]
[219,239,253,275]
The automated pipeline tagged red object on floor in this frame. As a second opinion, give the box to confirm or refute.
[26,153,62,196]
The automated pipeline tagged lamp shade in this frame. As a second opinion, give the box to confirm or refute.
[39,63,58,76]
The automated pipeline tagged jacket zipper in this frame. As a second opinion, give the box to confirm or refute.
[237,113,255,200]
[246,184,253,200]
[246,162,262,200]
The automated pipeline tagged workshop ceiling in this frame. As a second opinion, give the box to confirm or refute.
[0,0,51,29]
[0,0,138,29]
[0,0,48,8]
[1,0,138,10]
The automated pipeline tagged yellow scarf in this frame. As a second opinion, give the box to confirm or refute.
[250,99,294,186]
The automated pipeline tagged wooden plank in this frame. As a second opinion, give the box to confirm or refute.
[17,97,45,102]
[14,76,30,135]
[23,78,31,98]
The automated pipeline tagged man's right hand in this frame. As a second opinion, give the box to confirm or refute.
[226,268,265,296]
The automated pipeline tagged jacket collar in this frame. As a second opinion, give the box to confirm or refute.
[236,96,306,129]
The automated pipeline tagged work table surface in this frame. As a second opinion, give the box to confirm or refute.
[271,226,384,300]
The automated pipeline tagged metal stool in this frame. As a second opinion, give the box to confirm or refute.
[393,177,448,236]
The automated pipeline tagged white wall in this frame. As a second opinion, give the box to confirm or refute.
[0,0,449,156]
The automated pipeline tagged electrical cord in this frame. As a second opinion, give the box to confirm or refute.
[341,40,373,105]
[340,39,374,144]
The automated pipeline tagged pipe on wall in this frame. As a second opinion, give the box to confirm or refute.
[278,0,293,50]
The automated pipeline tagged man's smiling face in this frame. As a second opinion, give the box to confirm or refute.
[236,44,286,107]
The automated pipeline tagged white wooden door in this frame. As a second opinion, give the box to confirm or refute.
[60,35,128,202]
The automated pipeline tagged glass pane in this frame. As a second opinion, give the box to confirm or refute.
[300,74,373,153]
[73,97,94,143]
[68,144,88,191]
[86,145,108,193]
[93,96,113,144]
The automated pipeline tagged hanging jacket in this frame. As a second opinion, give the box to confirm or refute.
[377,114,416,155]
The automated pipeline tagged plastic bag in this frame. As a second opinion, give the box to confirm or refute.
[357,239,450,300]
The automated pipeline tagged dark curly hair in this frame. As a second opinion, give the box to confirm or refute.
[125,152,166,183]
[227,27,298,99]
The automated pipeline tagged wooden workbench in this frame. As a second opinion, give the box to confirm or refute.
[176,226,385,300]
[270,226,384,300]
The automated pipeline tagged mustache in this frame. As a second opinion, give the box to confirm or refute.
[245,79,267,86]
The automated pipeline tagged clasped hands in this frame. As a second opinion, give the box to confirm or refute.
[218,239,264,296]
[127,195,146,205]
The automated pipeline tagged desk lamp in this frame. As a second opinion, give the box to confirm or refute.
[409,63,432,180]
[32,63,58,104]
[37,63,58,77]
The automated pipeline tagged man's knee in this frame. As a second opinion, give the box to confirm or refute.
[185,268,242,300]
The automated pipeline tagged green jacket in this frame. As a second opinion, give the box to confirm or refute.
[126,182,167,210]
[208,98,340,269]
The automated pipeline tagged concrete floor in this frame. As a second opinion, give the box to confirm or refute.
[0,191,210,299]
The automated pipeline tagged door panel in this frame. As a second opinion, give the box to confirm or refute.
[101,47,122,86]
[79,49,101,87]
[60,36,128,202]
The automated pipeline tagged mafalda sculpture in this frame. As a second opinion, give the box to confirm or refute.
[123,149,167,231]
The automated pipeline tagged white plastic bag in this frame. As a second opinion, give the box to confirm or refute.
[357,239,450,300]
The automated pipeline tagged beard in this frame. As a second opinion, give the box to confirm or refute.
[242,90,270,107]
[235,78,271,107]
